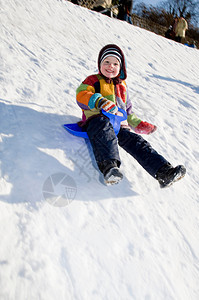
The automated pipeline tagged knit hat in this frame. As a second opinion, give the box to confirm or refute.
[98,44,127,81]
[99,47,122,66]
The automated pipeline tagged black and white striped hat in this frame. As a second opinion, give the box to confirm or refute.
[99,47,122,65]
[98,44,127,80]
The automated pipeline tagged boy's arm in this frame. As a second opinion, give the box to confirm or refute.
[76,75,117,114]
[126,89,142,127]
[126,88,157,135]
[76,75,103,110]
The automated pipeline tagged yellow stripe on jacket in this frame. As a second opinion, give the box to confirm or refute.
[76,74,127,120]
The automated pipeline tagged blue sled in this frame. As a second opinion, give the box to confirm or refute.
[63,107,127,139]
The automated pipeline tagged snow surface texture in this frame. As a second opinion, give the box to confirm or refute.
[1,0,199,299]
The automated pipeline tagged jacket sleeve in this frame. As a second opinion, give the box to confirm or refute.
[125,87,142,128]
[76,75,104,111]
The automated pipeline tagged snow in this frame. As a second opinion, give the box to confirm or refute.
[0,0,199,299]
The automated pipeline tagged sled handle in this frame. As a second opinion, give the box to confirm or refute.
[102,107,127,136]
[63,107,127,139]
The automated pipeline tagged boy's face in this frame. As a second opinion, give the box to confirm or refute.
[100,56,120,79]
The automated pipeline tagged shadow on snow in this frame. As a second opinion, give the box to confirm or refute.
[0,101,136,206]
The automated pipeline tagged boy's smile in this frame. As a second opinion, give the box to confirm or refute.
[100,56,120,79]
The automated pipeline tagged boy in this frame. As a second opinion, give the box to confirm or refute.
[76,44,186,187]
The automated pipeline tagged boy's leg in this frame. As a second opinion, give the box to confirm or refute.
[86,116,121,174]
[118,128,186,187]
[117,128,168,178]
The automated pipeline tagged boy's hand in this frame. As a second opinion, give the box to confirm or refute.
[134,121,157,134]
[97,98,118,114]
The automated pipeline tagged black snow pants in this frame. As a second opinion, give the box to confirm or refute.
[86,115,168,178]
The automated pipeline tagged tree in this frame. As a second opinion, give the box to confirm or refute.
[134,0,199,27]
[133,1,198,48]
[134,3,170,26]
[160,0,199,25]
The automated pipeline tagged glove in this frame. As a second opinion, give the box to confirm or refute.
[134,121,157,135]
[96,98,118,114]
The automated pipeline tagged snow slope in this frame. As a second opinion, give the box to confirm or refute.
[1,0,199,299]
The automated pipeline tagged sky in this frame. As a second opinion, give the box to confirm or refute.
[136,0,162,6]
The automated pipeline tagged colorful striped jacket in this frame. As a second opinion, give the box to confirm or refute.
[76,73,142,128]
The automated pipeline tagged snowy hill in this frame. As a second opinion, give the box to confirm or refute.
[1,0,199,299]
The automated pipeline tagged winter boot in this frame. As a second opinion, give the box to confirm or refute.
[156,164,186,188]
[104,167,123,185]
